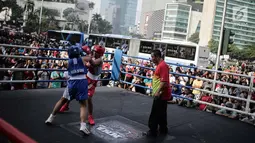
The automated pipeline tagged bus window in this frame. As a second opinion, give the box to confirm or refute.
[47,31,83,45]
[161,44,167,59]
[122,39,129,45]
[139,41,153,54]
[105,38,122,48]
[166,44,196,60]
[68,33,82,45]
[166,44,178,58]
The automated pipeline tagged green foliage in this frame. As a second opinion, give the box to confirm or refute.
[39,7,60,18]
[207,39,255,61]
[11,4,23,21]
[88,2,95,9]
[63,8,74,18]
[97,19,112,34]
[24,0,34,14]
[0,0,23,22]
[208,39,219,54]
[77,20,88,33]
[188,32,199,44]
[90,14,112,34]
[24,7,60,33]
[23,13,39,33]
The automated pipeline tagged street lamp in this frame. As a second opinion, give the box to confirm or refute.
[87,1,94,35]
[212,0,228,90]
[38,0,44,34]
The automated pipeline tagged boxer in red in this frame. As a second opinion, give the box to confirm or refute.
[60,45,105,125]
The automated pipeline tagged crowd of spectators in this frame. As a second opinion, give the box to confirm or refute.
[0,29,114,90]
[0,29,254,125]
[119,58,255,125]
[0,29,71,90]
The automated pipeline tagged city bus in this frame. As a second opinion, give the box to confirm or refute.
[137,39,200,66]
[88,34,132,51]
[47,30,88,45]
[87,34,208,66]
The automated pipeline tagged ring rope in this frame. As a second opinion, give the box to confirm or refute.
[0,78,111,83]
[121,62,251,90]
[119,80,254,116]
[0,54,113,63]
[122,57,251,78]
[0,68,112,72]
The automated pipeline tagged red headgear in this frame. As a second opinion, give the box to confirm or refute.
[93,45,105,57]
[82,46,91,55]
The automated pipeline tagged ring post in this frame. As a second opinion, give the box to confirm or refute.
[246,76,254,112]
[111,49,122,81]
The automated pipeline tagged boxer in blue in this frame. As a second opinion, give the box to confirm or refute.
[45,45,92,135]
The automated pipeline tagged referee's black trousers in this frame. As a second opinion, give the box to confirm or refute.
[148,98,168,133]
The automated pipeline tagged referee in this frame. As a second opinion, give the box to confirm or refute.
[144,49,171,137]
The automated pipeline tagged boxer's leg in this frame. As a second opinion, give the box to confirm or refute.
[45,97,68,125]
[77,79,90,135]
[79,100,90,135]
[88,84,96,125]
[60,87,71,112]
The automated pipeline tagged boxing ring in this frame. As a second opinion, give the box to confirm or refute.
[0,44,255,143]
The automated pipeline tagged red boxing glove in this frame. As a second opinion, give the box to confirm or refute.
[82,46,91,55]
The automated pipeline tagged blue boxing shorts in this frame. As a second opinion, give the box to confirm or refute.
[67,79,88,101]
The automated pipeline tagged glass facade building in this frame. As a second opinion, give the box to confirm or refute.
[212,0,255,47]
[162,3,192,41]
[111,0,138,35]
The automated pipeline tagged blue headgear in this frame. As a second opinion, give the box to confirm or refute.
[68,46,81,59]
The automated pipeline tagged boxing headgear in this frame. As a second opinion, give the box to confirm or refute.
[82,45,91,55]
[93,45,105,57]
[68,46,81,59]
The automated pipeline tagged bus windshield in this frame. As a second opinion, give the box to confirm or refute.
[47,30,84,45]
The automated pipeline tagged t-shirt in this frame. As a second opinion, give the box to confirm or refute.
[50,71,62,88]
[152,60,171,100]
[199,95,212,111]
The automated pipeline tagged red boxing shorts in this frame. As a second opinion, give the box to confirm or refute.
[87,76,98,97]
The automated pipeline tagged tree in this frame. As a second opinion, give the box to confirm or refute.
[63,8,75,18]
[24,7,60,33]
[97,19,112,34]
[78,20,88,33]
[88,2,95,9]
[242,45,255,61]
[23,0,34,14]
[10,4,23,22]
[92,13,102,21]
[90,13,112,34]
[208,38,255,60]
[63,1,94,31]
[0,0,23,23]
[36,7,60,32]
[188,32,199,44]
[208,39,219,54]
[23,13,39,33]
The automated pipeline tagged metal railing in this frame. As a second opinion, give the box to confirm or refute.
[122,54,255,116]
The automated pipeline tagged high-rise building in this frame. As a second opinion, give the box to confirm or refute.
[140,0,203,39]
[161,3,192,41]
[114,0,138,35]
[101,0,118,24]
[101,0,138,35]
[199,0,255,47]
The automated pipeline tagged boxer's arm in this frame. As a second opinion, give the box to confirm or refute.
[82,56,92,65]
[90,58,102,66]
[85,62,91,67]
